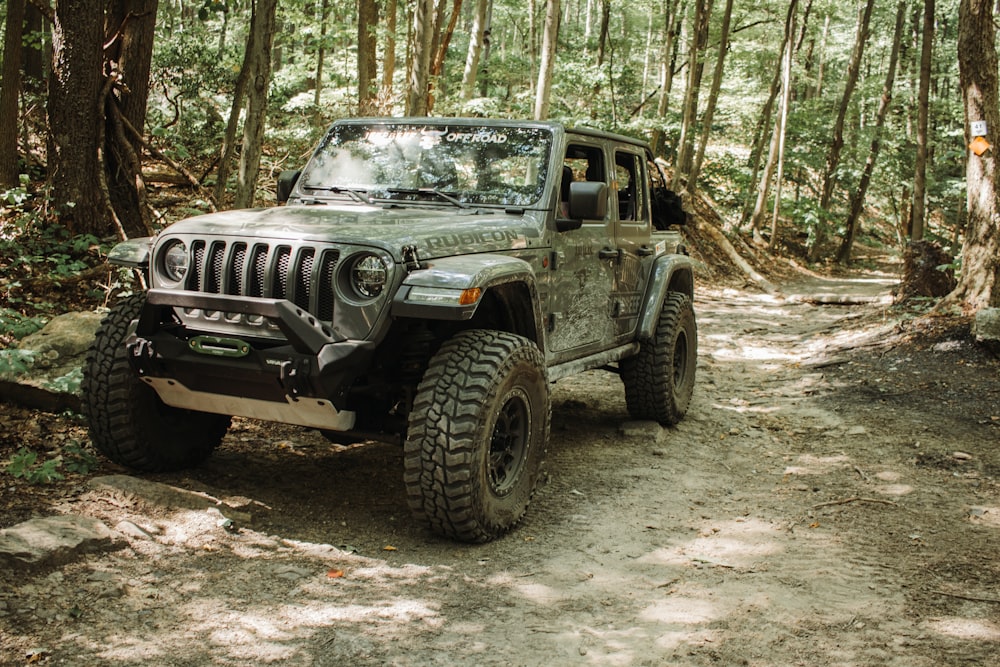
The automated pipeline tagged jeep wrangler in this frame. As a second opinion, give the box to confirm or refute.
[82,117,697,543]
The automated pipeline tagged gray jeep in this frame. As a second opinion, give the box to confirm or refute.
[82,117,697,542]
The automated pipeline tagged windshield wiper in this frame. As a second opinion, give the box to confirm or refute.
[300,185,372,204]
[384,187,470,209]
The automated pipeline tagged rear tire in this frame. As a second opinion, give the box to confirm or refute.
[621,292,697,425]
[404,330,549,543]
[81,294,231,472]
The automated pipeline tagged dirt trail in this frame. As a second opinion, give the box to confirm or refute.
[2,273,999,666]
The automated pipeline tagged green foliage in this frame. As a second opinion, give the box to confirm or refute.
[4,442,99,485]
[0,310,45,340]
[0,348,36,378]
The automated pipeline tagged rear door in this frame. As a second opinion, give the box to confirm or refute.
[610,146,656,342]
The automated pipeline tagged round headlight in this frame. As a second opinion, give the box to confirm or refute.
[350,254,388,298]
[162,241,190,282]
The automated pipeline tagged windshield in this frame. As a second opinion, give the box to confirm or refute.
[299,123,552,208]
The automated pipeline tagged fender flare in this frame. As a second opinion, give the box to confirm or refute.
[637,254,697,342]
[391,254,545,342]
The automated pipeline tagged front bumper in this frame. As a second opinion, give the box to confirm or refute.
[127,289,376,431]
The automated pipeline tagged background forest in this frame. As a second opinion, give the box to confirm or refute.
[0,0,998,341]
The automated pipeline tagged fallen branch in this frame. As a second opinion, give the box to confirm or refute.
[696,214,780,295]
[811,497,898,510]
[934,590,1000,604]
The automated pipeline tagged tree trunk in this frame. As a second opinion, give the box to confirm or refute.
[768,0,797,251]
[103,0,158,238]
[948,0,1000,309]
[817,0,874,229]
[48,0,106,236]
[533,0,560,121]
[234,0,277,209]
[406,0,433,116]
[358,0,379,113]
[838,2,906,264]
[427,0,462,112]
[688,0,733,192]
[381,0,397,101]
[461,0,490,100]
[650,0,682,156]
[911,0,935,241]
[811,0,874,259]
[313,0,329,115]
[0,0,26,188]
[672,0,712,190]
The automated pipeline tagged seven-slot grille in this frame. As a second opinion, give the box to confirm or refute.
[181,239,340,322]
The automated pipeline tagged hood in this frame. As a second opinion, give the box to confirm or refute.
[162,204,546,260]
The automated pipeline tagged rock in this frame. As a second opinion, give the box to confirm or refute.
[0,310,102,412]
[0,515,116,568]
[619,420,665,442]
[973,308,1000,342]
[89,475,255,524]
[15,311,103,365]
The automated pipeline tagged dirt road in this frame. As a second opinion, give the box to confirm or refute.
[2,275,999,666]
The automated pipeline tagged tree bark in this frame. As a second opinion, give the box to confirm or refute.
[911,0,935,241]
[817,0,874,228]
[234,0,278,209]
[533,0,561,121]
[838,2,906,264]
[672,0,712,190]
[48,0,106,236]
[381,0,397,100]
[358,0,379,113]
[103,0,158,238]
[947,0,1000,309]
[768,1,796,251]
[649,0,682,156]
[0,0,26,188]
[313,0,329,116]
[406,0,434,116]
[461,0,490,100]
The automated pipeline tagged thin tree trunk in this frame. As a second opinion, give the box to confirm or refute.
[461,0,489,100]
[911,0,935,241]
[688,0,733,191]
[358,0,379,113]
[810,0,874,259]
[427,0,461,112]
[817,0,875,213]
[313,0,329,116]
[533,0,561,120]
[650,0,683,156]
[381,0,397,101]
[672,0,713,190]
[946,0,1000,309]
[215,30,252,205]
[234,0,277,209]
[838,2,906,264]
[407,0,433,116]
[768,1,797,251]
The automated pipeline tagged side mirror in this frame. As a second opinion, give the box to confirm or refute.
[560,181,607,228]
[276,170,301,203]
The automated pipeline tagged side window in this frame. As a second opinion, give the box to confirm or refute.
[614,151,647,223]
[562,143,606,219]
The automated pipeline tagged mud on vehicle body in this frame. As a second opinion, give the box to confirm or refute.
[82,118,697,543]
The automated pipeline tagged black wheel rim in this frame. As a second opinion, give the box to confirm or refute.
[489,389,530,496]
[673,329,689,386]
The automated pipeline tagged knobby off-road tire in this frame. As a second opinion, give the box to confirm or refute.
[81,294,231,472]
[404,330,550,543]
[620,291,697,426]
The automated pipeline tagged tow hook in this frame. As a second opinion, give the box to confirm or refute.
[127,338,156,376]
[279,358,311,398]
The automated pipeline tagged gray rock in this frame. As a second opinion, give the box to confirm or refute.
[0,515,116,567]
[974,308,1000,341]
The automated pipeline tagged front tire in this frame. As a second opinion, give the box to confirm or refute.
[404,330,550,543]
[81,294,231,472]
[621,292,697,425]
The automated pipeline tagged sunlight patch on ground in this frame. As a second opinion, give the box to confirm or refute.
[876,483,915,496]
[783,454,852,476]
[639,517,784,570]
[925,617,1000,641]
[969,505,1000,528]
[639,597,720,625]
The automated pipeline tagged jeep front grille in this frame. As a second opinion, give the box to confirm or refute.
[184,240,340,322]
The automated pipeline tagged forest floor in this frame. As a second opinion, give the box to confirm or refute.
[1,249,1000,666]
